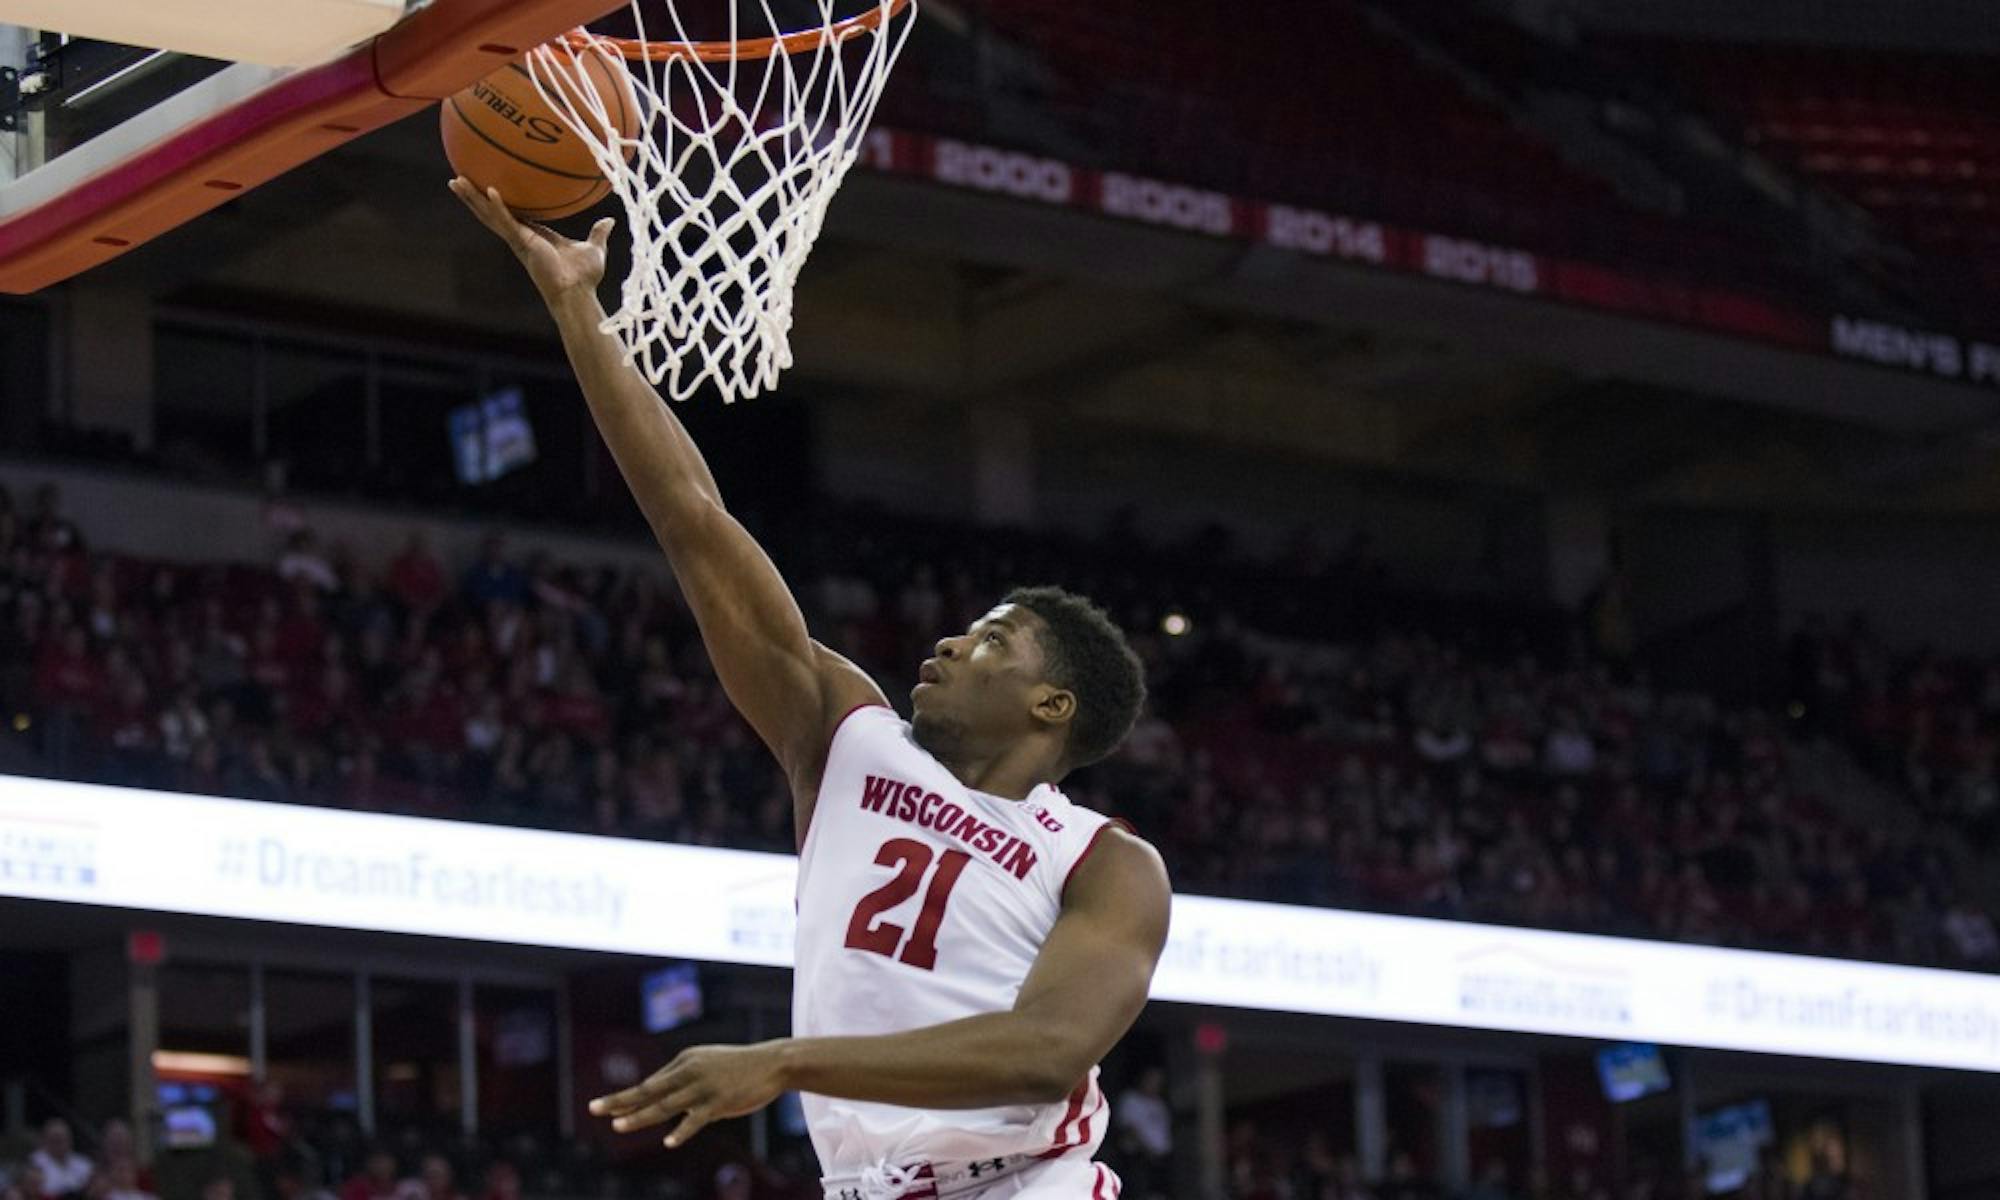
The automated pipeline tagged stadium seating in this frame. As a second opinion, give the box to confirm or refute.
[873,1,1842,309]
[1613,38,2000,305]
[958,0,1616,233]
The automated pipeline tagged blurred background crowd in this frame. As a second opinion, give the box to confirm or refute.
[3,480,1995,978]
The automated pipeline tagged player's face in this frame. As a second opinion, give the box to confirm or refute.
[911,604,1052,757]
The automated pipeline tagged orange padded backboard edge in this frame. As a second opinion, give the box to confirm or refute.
[0,0,624,293]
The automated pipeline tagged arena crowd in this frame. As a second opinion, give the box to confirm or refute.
[1,481,1994,975]
[0,478,1959,1200]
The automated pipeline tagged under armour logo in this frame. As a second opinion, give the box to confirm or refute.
[966,1159,1006,1178]
[837,1190,863,1200]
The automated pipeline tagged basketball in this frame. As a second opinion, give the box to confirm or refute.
[440,53,639,220]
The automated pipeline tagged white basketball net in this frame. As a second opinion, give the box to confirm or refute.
[526,1,916,404]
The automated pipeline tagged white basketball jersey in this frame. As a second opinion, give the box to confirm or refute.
[793,704,1129,1176]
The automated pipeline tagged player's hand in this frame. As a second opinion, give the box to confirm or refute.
[588,1041,788,1149]
[448,176,610,304]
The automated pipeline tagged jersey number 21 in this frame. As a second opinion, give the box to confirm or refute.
[843,837,971,970]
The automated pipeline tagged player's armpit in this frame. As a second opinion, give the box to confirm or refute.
[790,641,892,846]
[1010,829,1172,1097]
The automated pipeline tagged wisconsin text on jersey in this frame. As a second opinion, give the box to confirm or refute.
[857,774,1047,880]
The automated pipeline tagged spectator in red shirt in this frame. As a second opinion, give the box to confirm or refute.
[35,625,101,712]
[240,1078,290,1162]
[442,624,492,681]
[387,531,446,616]
[544,661,609,744]
[388,662,465,761]
[245,624,291,723]
[476,1163,518,1200]
[33,625,101,768]
[8,1162,51,1200]
[275,587,327,666]
[269,1169,333,1200]
[288,663,356,738]
[339,1151,398,1200]
[91,1158,156,1200]
[395,1155,461,1200]
[94,1120,151,1196]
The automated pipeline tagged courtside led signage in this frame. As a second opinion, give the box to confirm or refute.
[5,775,1999,1072]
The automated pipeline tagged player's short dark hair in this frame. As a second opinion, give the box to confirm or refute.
[1002,586,1146,771]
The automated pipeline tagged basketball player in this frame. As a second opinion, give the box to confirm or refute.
[450,179,1171,1200]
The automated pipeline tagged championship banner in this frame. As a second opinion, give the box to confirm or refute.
[860,129,2000,391]
[6,774,2000,1072]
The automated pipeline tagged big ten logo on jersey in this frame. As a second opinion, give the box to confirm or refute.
[1024,803,1063,834]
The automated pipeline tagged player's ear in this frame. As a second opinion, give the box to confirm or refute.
[1031,686,1076,731]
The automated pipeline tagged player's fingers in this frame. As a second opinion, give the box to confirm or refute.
[446,177,496,226]
[663,1107,712,1150]
[595,1086,663,1119]
[609,1086,696,1134]
[450,179,529,249]
[589,1068,676,1117]
[588,217,615,250]
[592,1047,703,1118]
[478,186,540,251]
[449,177,505,227]
[606,1072,698,1131]
[586,1086,645,1118]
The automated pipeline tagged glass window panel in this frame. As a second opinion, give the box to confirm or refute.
[1466,1067,1532,1198]
[265,344,370,494]
[265,970,358,1142]
[155,328,257,479]
[474,985,556,1138]
[1386,1062,1445,1185]
[159,961,250,1061]
[374,368,477,510]
[371,978,460,1139]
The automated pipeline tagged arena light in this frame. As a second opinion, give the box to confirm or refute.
[8,774,2000,1072]
[152,1050,251,1076]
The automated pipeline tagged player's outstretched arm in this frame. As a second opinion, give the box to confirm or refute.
[450,180,885,811]
[589,831,1171,1147]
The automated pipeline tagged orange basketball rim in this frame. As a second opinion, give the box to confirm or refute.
[561,0,912,63]
[522,0,919,404]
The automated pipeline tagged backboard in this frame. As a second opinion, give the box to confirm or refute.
[0,0,630,293]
